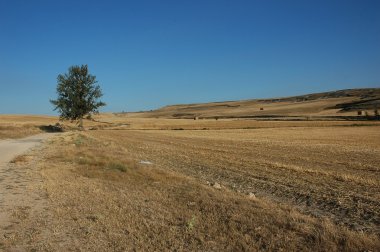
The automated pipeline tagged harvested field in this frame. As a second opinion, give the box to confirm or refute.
[93,115,380,130]
[1,116,380,251]
[3,128,377,251]
[0,115,106,139]
[87,126,380,236]
[0,115,57,139]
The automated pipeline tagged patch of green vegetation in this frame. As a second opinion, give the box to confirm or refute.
[107,162,128,172]
[77,157,91,165]
[186,215,197,231]
[75,155,109,167]
[74,134,86,146]
[73,134,98,147]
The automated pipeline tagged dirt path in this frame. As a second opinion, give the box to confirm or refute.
[0,134,52,165]
[0,133,55,250]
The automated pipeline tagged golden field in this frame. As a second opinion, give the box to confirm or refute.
[0,115,56,139]
[2,113,380,139]
[1,113,379,251]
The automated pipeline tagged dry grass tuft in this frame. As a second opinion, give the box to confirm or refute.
[10,155,32,164]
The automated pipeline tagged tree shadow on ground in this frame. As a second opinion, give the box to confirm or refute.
[38,125,64,133]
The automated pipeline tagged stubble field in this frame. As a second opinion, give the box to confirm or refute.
[1,116,380,251]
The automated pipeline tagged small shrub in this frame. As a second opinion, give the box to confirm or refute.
[186,215,197,231]
[107,162,127,172]
[74,135,87,146]
[77,157,91,165]
[75,138,83,146]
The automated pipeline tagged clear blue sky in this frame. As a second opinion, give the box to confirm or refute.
[1,0,379,114]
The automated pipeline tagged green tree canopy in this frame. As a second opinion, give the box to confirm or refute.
[51,65,106,126]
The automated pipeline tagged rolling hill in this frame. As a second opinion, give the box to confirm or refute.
[128,88,380,120]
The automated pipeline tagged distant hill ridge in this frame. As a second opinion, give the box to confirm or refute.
[134,88,380,119]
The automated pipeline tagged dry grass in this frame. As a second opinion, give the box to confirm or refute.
[92,114,380,130]
[1,114,379,140]
[1,113,380,250]
[0,115,57,139]
[10,154,33,164]
[0,124,42,139]
[138,97,358,118]
[0,115,108,139]
[121,88,380,119]
[2,126,377,251]
[89,126,380,235]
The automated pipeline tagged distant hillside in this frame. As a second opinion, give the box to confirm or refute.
[128,88,380,119]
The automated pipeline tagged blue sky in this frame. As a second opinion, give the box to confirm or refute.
[0,0,379,114]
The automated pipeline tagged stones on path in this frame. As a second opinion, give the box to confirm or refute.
[139,160,153,165]
[212,182,222,189]
[248,192,256,199]
[206,181,222,189]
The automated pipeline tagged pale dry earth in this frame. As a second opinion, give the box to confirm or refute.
[0,134,52,164]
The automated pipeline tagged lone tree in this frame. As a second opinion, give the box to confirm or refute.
[51,64,106,129]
